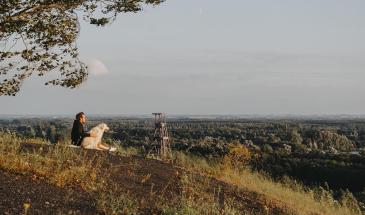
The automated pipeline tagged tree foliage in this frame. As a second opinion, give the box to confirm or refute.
[223,141,252,171]
[0,0,164,96]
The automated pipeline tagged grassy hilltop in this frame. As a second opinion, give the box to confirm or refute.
[0,132,361,215]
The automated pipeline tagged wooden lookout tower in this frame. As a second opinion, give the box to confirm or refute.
[152,113,172,159]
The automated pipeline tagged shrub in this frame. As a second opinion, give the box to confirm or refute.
[222,141,252,171]
[262,144,273,153]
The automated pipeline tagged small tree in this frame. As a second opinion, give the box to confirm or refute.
[223,141,252,171]
[290,129,303,145]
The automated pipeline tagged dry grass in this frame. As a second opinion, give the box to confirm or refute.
[0,132,106,191]
[111,141,140,157]
[0,132,361,214]
[154,171,242,215]
[173,151,362,215]
[97,189,139,215]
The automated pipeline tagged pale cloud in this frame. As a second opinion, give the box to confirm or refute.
[87,59,110,76]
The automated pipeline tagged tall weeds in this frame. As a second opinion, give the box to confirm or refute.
[0,132,362,214]
[156,171,241,215]
[0,132,106,191]
[173,151,362,215]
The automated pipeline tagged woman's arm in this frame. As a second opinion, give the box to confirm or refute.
[77,122,92,138]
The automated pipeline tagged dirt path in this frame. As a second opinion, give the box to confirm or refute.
[0,170,96,215]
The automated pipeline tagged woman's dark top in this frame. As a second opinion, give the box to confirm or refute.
[71,120,90,146]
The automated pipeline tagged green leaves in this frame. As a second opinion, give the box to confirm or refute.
[0,0,165,96]
[90,17,109,26]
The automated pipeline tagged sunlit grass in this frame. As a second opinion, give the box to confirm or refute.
[0,132,106,191]
[0,132,361,214]
[173,151,362,215]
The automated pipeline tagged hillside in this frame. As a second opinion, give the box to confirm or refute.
[0,144,286,214]
[0,133,361,215]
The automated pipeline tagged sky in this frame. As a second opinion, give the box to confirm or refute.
[1,0,365,116]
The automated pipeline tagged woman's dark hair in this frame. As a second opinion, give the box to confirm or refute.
[76,112,85,120]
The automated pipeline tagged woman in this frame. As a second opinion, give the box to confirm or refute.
[71,112,95,146]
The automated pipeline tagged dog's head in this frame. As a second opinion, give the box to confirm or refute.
[98,123,110,132]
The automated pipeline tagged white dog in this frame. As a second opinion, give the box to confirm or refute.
[81,123,116,151]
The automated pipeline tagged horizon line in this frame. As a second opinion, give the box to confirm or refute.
[2,113,365,119]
